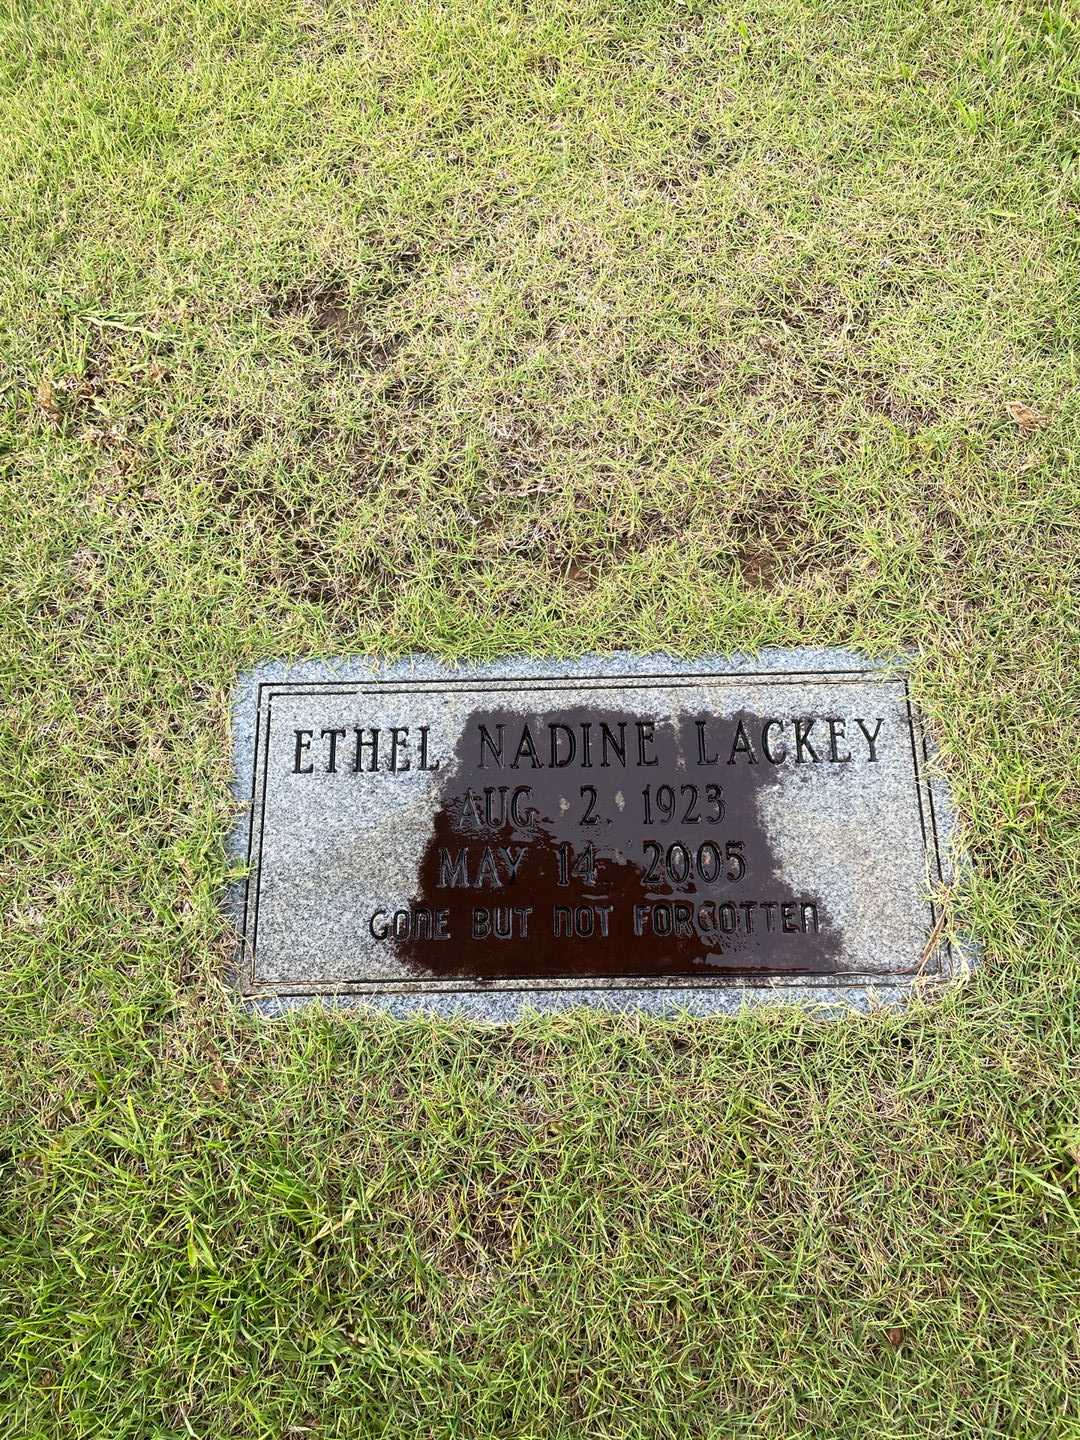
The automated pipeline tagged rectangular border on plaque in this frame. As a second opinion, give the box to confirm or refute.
[233,661,952,1002]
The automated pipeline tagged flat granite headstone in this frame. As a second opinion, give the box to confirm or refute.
[229,652,971,1017]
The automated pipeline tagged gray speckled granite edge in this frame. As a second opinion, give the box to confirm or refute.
[226,649,979,1020]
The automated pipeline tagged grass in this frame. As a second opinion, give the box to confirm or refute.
[1,0,1078,1433]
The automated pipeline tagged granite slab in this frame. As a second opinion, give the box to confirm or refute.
[228,651,973,1017]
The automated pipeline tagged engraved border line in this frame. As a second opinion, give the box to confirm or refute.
[242,671,937,993]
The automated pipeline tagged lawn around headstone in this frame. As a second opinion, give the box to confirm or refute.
[2,0,1078,1435]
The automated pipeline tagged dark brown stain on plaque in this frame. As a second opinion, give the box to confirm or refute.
[398,707,842,981]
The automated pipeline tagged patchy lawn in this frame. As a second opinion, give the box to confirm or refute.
[1,0,1078,1434]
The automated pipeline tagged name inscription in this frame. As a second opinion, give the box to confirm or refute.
[290,714,884,775]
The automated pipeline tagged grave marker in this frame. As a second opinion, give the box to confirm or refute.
[231,653,969,1015]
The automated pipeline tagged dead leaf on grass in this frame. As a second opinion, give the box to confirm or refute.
[1006,400,1048,435]
[886,1326,905,1348]
[36,376,61,422]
